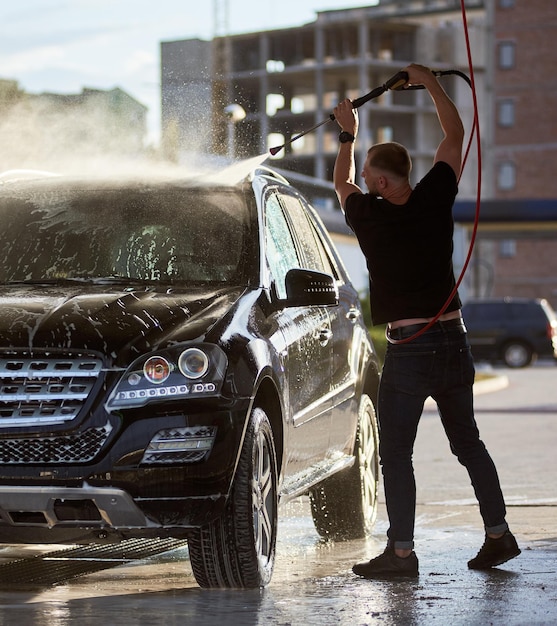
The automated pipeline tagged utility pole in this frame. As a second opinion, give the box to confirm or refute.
[213,0,229,38]
[212,0,231,155]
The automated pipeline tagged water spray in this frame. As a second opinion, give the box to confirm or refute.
[269,69,471,156]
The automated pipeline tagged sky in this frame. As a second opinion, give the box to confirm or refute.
[0,0,375,145]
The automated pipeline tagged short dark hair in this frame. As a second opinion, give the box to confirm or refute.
[367,142,412,178]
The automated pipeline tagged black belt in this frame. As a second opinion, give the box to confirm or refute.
[387,317,467,340]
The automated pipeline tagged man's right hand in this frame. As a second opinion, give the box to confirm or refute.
[333,99,359,137]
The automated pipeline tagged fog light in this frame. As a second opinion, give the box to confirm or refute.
[141,426,217,464]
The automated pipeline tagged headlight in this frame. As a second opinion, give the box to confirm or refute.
[179,348,209,379]
[107,344,227,410]
[143,356,172,384]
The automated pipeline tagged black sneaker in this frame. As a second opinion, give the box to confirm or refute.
[353,545,419,579]
[468,530,521,569]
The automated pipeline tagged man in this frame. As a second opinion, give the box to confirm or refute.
[333,63,520,579]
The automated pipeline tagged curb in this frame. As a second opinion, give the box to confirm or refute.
[473,374,509,395]
[424,374,508,409]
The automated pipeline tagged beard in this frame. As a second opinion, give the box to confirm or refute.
[367,182,380,197]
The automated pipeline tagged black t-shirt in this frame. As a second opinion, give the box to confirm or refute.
[345,161,462,325]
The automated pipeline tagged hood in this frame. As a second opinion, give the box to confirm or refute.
[0,284,244,365]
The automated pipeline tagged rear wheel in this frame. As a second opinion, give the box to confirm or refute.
[502,341,533,368]
[309,394,379,540]
[188,407,278,588]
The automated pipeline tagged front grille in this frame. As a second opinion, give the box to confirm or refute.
[0,422,113,464]
[0,354,103,427]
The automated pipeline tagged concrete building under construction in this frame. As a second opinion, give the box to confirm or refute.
[161,0,557,307]
[161,0,484,201]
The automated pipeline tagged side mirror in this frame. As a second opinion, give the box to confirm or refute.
[284,268,338,307]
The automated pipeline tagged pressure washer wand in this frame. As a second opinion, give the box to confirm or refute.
[269,71,409,156]
[268,68,470,156]
[268,117,331,157]
[351,70,409,108]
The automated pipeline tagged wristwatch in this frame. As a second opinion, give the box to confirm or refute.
[339,131,355,143]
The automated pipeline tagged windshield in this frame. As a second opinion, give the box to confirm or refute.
[0,180,257,287]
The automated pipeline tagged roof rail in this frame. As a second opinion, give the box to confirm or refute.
[252,166,290,185]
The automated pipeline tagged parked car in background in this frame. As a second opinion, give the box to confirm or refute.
[0,167,380,588]
[462,297,557,368]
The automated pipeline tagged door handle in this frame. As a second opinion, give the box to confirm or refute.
[317,326,332,347]
[347,307,361,323]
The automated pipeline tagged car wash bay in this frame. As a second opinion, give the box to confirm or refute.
[0,364,555,626]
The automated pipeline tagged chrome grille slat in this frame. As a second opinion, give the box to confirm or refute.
[0,353,103,426]
[0,357,102,378]
[0,380,95,401]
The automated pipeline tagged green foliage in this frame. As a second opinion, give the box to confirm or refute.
[359,291,372,328]
[359,293,387,365]
[369,324,387,365]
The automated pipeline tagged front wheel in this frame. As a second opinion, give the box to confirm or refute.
[309,393,379,541]
[502,341,533,368]
[188,406,278,588]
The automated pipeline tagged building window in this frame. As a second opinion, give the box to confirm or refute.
[266,94,284,116]
[498,99,515,127]
[498,162,516,190]
[498,41,516,69]
[377,126,393,143]
[266,60,285,73]
[499,240,516,258]
[499,0,515,7]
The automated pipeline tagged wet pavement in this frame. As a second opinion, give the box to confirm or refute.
[0,365,555,625]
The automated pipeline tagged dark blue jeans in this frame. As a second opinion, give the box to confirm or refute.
[378,323,508,550]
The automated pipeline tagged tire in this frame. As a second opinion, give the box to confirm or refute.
[502,341,533,368]
[309,393,379,541]
[188,407,278,588]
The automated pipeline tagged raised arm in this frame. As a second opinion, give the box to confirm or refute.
[332,99,363,211]
[405,64,465,177]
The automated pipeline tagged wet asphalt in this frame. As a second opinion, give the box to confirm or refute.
[0,364,555,625]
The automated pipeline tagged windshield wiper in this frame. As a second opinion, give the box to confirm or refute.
[3,276,151,286]
[4,278,93,285]
[82,275,152,285]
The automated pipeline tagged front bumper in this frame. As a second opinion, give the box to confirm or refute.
[0,397,253,543]
[0,484,227,544]
[0,485,148,528]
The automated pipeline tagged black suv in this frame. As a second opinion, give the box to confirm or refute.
[462,297,557,367]
[0,167,380,588]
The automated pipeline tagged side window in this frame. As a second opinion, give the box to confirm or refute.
[280,193,338,278]
[483,303,504,322]
[518,303,544,324]
[264,192,300,299]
